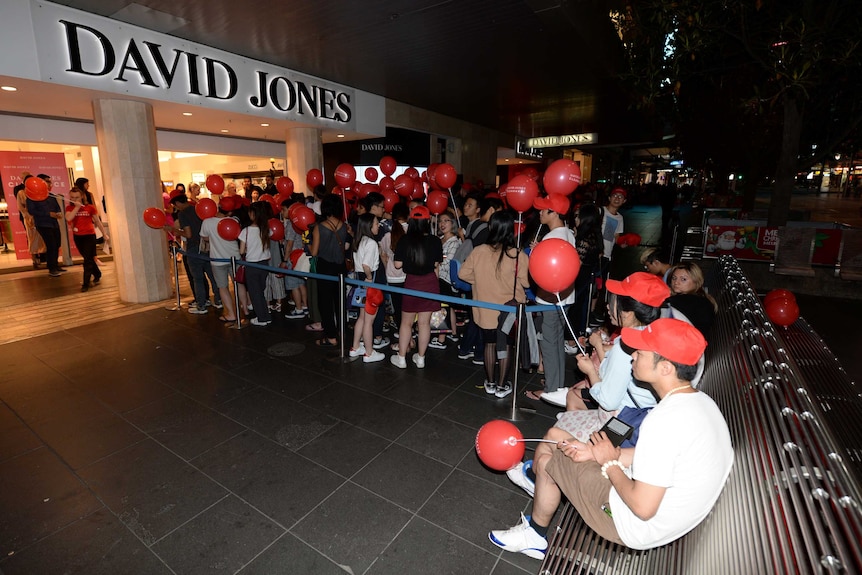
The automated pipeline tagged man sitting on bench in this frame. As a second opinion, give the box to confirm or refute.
[489,318,733,559]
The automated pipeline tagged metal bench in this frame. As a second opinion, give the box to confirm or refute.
[539,255,862,574]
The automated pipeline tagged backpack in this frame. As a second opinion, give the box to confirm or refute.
[452,220,487,265]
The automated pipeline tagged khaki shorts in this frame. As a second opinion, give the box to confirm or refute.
[211,264,234,289]
[546,449,624,545]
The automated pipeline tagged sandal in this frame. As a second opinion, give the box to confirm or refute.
[315,338,337,347]
[305,323,324,332]
[219,316,237,323]
[524,389,544,401]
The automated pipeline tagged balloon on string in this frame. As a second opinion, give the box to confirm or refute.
[334,163,356,188]
[616,232,642,247]
[142,207,166,229]
[514,221,526,236]
[379,156,397,176]
[411,181,425,200]
[286,202,303,221]
[364,167,379,182]
[543,159,582,196]
[275,192,291,208]
[306,168,323,189]
[258,194,279,214]
[427,190,448,214]
[394,174,414,197]
[217,217,240,240]
[205,174,225,195]
[268,218,285,241]
[195,198,217,220]
[426,163,440,188]
[436,163,457,189]
[276,176,294,195]
[290,205,316,233]
[475,420,525,471]
[484,191,502,201]
[764,288,796,306]
[405,166,420,180]
[382,189,399,212]
[380,176,395,192]
[24,177,49,201]
[765,297,800,328]
[529,238,581,294]
[355,183,370,198]
[523,167,540,181]
[505,174,539,213]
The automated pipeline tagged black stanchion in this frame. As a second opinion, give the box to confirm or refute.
[165,241,182,311]
[229,256,244,330]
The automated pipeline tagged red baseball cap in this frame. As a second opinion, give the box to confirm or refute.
[621,318,707,365]
[610,187,627,199]
[410,205,431,220]
[606,271,670,307]
[533,194,570,215]
[364,287,384,314]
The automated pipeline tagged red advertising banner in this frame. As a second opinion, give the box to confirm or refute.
[704,223,778,262]
[0,151,71,260]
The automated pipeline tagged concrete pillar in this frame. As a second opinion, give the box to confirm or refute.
[92,99,171,303]
[285,127,323,196]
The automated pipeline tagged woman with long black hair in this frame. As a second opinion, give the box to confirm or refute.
[239,201,272,326]
[572,203,604,336]
[391,205,443,369]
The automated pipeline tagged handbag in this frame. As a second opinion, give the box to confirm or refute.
[235,256,247,284]
[617,406,652,448]
[349,269,376,308]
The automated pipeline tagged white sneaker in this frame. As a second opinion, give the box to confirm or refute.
[505,460,536,497]
[412,353,425,368]
[489,513,547,560]
[483,380,497,395]
[564,342,579,355]
[249,317,271,326]
[494,381,513,399]
[390,354,407,369]
[372,337,390,349]
[540,387,570,408]
[363,350,386,363]
[349,344,367,358]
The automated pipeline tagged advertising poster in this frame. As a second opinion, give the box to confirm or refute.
[704,222,777,262]
[0,151,71,260]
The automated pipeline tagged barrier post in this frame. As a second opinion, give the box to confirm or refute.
[165,241,182,311]
[338,273,347,360]
[229,256,244,329]
[504,302,535,421]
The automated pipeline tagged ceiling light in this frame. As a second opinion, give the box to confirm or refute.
[182,112,192,116]
[1,86,17,92]
[336,134,345,138]
[260,123,270,127]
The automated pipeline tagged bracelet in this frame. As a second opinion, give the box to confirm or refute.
[601,460,626,480]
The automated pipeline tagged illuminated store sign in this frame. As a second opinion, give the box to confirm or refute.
[17,1,371,130]
[526,133,598,148]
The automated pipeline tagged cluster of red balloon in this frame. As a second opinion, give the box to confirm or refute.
[475,420,525,471]
[24,177,49,201]
[763,289,799,327]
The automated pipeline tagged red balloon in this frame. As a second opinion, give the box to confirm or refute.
[382,189,399,212]
[764,289,796,306]
[259,193,275,204]
[355,183,370,198]
[276,176,294,195]
[142,207,166,229]
[426,163,440,187]
[543,159,582,196]
[364,167,379,182]
[379,156,397,177]
[286,202,303,222]
[436,163,457,189]
[523,167,540,181]
[405,166,420,180]
[380,176,395,192]
[306,169,323,189]
[411,182,425,200]
[529,238,581,294]
[275,192,291,207]
[475,420,525,471]
[765,297,800,328]
[290,205,315,233]
[427,190,448,214]
[514,221,526,236]
[205,174,225,195]
[24,177,49,201]
[217,217,240,240]
[334,163,356,188]
[617,233,642,247]
[394,174,414,197]
[505,174,539,213]
[485,191,501,201]
[195,197,217,220]
[268,218,285,241]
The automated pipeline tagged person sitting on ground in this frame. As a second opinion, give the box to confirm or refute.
[667,261,716,339]
[489,318,733,560]
[640,248,672,283]
[459,211,530,399]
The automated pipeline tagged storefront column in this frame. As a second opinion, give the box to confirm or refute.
[92,99,171,303]
[285,127,323,195]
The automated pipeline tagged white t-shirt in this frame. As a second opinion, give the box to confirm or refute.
[199,216,240,265]
[589,328,657,410]
[602,210,624,261]
[536,225,578,305]
[238,225,271,262]
[354,236,380,278]
[610,391,733,549]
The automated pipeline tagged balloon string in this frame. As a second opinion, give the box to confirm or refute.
[533,223,544,243]
[447,188,464,236]
[513,439,559,444]
[556,292,586,355]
